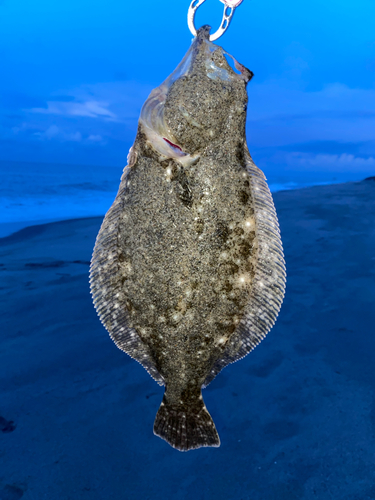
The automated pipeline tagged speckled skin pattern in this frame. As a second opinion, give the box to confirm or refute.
[90,26,286,451]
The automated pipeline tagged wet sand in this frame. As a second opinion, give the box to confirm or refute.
[1,180,375,499]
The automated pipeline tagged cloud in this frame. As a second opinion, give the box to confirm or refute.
[43,124,59,138]
[8,78,375,173]
[279,140,373,156]
[285,152,375,171]
[246,82,375,147]
[68,131,82,142]
[11,122,33,135]
[25,81,155,125]
[248,82,375,121]
[87,134,103,142]
[30,126,106,144]
[34,125,82,142]
[30,101,116,120]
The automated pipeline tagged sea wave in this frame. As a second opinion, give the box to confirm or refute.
[0,160,368,238]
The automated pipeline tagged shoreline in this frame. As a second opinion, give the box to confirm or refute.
[0,215,104,240]
[1,179,370,239]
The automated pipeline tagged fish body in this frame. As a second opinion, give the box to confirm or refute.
[90,26,286,451]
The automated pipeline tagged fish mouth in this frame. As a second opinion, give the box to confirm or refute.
[139,26,252,165]
[139,83,197,166]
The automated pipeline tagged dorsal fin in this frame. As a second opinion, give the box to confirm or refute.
[89,166,164,386]
[203,149,286,387]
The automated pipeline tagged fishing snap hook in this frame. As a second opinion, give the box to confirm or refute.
[187,0,244,41]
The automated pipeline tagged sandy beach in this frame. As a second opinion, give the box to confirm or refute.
[1,179,375,499]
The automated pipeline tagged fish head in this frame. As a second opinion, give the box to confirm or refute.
[139,26,253,165]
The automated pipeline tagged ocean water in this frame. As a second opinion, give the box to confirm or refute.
[0,161,122,237]
[0,160,369,238]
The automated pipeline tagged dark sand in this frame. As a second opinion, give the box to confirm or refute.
[1,180,375,499]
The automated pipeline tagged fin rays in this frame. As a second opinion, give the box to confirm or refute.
[153,396,220,451]
[89,167,164,386]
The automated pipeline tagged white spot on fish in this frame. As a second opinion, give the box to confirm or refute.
[237,274,251,286]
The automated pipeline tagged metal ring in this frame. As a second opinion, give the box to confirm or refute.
[187,0,238,41]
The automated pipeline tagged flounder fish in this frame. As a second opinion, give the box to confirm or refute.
[90,26,286,451]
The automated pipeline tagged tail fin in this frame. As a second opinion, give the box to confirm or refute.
[153,397,220,451]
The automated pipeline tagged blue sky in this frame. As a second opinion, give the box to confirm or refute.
[1,0,374,178]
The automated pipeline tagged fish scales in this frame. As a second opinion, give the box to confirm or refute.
[90,26,286,451]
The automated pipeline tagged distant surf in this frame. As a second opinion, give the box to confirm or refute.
[0,160,371,238]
